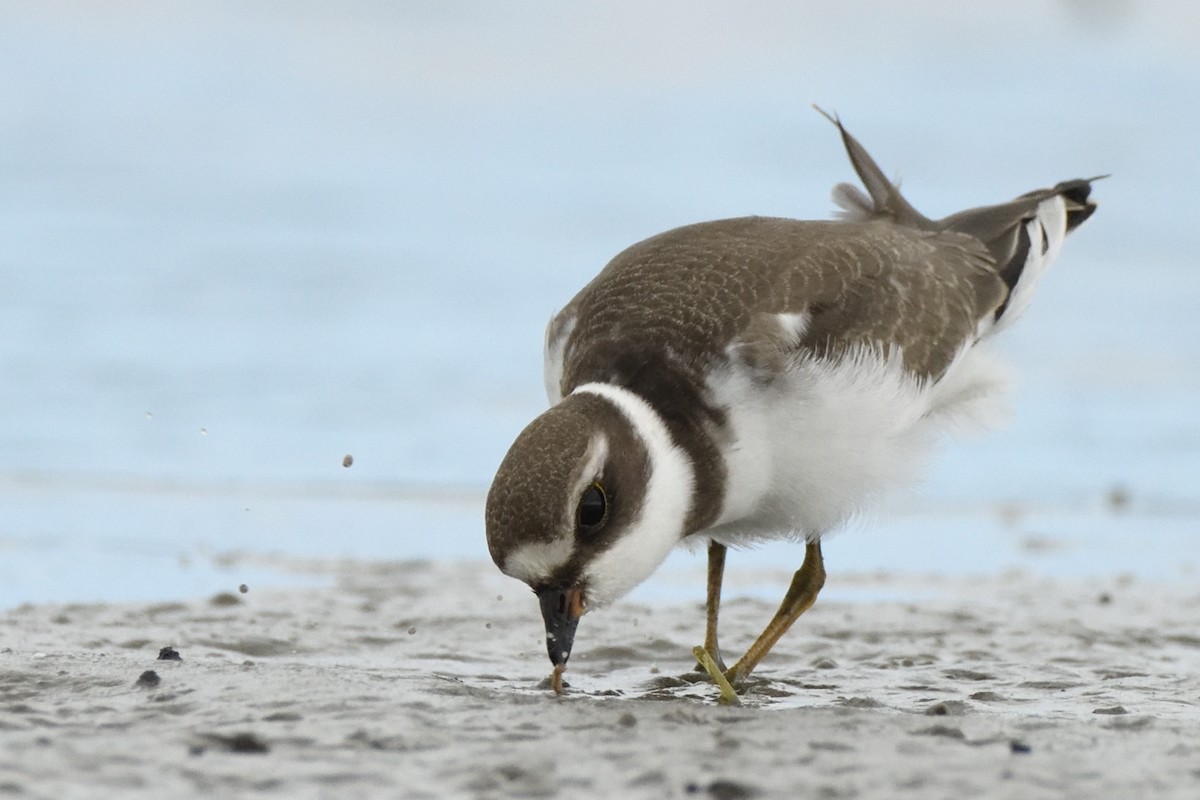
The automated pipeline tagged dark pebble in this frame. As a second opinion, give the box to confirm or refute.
[684,781,758,799]
[158,646,182,661]
[201,732,270,754]
[1093,705,1129,715]
[135,670,161,688]
[1010,740,1032,754]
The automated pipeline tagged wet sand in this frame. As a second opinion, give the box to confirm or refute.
[3,559,1199,799]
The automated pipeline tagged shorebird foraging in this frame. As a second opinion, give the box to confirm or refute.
[485,110,1099,695]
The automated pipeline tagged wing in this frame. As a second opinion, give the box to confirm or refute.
[557,217,1008,392]
[774,229,1007,381]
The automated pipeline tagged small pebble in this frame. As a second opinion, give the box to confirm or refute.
[200,732,270,754]
[407,626,417,635]
[136,670,161,688]
[342,454,353,468]
[1093,705,1129,715]
[158,646,182,661]
[239,584,249,594]
[1010,740,1032,754]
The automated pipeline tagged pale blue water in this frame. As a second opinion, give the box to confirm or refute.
[2,2,1198,608]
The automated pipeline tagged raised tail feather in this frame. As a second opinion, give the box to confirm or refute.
[816,106,1102,334]
[941,176,1103,332]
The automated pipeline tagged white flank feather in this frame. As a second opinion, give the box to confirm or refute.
[543,313,575,404]
[706,342,1010,544]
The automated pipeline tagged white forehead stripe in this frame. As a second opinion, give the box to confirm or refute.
[572,382,695,607]
[503,537,574,585]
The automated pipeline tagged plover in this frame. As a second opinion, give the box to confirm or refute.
[485,110,1099,691]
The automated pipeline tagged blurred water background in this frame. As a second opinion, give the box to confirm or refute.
[2,1,1198,608]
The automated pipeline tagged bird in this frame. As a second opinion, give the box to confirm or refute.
[485,109,1099,692]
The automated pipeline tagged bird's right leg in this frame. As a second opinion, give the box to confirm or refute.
[697,540,729,673]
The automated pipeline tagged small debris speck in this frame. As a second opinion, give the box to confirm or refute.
[1107,484,1130,512]
[239,584,249,594]
[618,712,637,728]
[1098,592,1112,605]
[1010,740,1032,754]
[136,670,161,688]
[158,646,182,661]
[342,454,353,467]
[407,626,417,635]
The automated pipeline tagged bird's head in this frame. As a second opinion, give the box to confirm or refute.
[485,384,694,668]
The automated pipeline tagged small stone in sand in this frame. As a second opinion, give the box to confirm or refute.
[199,732,270,754]
[685,780,758,800]
[239,584,249,594]
[135,670,161,688]
[210,592,241,606]
[407,626,417,635]
[342,454,353,467]
[157,646,182,661]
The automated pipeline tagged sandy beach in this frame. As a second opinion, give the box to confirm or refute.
[4,3,1200,799]
[4,558,1198,799]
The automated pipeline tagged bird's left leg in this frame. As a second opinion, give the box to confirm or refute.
[694,540,729,673]
[723,539,825,685]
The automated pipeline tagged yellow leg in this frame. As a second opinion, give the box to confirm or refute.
[698,541,728,673]
[724,540,825,685]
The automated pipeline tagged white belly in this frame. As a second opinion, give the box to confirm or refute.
[705,342,1011,543]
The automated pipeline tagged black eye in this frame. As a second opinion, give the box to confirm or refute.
[576,483,607,533]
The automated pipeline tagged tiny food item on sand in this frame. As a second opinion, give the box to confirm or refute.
[158,646,182,661]
[550,664,566,695]
[692,646,740,705]
[342,454,353,467]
